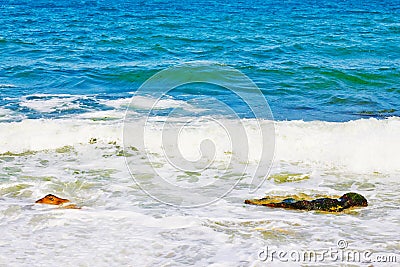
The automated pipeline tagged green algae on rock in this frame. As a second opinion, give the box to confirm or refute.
[245,192,368,212]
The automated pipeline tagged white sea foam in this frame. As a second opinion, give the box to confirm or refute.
[0,107,11,117]
[75,109,126,120]
[274,117,400,174]
[0,118,122,152]
[123,95,203,112]
[0,107,26,122]
[99,97,132,109]
[19,94,85,113]
[99,96,205,117]
[0,116,399,174]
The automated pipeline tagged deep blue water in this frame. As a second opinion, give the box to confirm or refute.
[0,0,399,121]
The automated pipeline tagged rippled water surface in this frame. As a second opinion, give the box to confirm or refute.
[1,0,399,121]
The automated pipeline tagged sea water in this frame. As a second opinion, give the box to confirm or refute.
[0,0,399,266]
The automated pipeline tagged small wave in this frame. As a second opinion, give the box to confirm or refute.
[128,95,199,111]
[0,84,16,88]
[0,118,122,153]
[19,94,86,113]
[0,117,399,175]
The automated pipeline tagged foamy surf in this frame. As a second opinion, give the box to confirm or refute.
[0,116,399,175]
[20,94,86,113]
[1,103,398,265]
[275,117,400,174]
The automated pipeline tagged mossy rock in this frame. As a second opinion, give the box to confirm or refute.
[55,145,75,154]
[269,172,310,184]
[0,184,32,197]
[0,150,36,157]
[245,192,368,212]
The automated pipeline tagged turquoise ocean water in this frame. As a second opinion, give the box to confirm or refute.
[1,0,399,121]
[0,1,399,266]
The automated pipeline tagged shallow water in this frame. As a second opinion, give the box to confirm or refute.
[0,112,399,265]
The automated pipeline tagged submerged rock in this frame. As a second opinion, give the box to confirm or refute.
[35,194,80,209]
[245,192,368,212]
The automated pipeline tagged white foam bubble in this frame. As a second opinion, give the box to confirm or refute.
[75,109,126,120]
[99,97,132,109]
[127,95,203,111]
[0,107,11,117]
[20,94,84,113]
[0,107,26,122]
